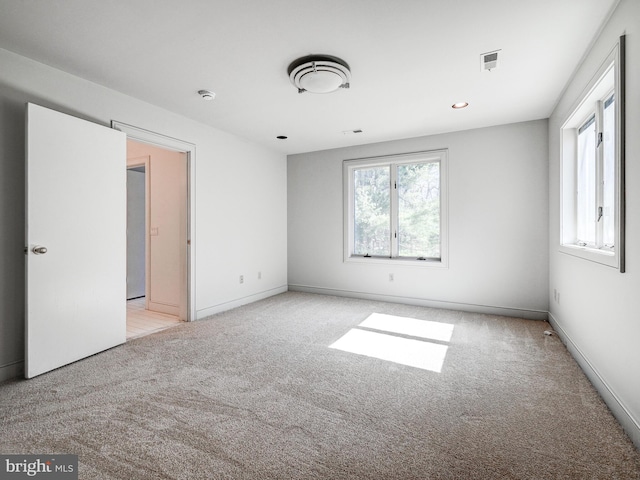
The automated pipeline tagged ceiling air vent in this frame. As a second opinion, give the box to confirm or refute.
[481,50,501,72]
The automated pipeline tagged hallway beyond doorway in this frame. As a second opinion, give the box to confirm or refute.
[126,297,181,340]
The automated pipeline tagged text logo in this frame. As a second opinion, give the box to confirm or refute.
[0,456,77,479]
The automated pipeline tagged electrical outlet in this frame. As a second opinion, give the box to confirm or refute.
[239,275,244,284]
[258,271,262,280]
[389,273,394,282]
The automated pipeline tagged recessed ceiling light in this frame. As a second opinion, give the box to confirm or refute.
[276,135,288,140]
[198,89,216,100]
[452,102,469,109]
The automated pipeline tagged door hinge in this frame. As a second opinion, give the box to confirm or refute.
[597,132,603,147]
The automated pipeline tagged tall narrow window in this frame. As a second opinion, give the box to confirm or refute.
[353,166,390,256]
[576,115,596,246]
[560,37,624,271]
[344,150,448,266]
[602,94,615,248]
[397,162,440,258]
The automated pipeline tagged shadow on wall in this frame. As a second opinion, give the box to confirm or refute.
[0,86,27,371]
[0,82,109,377]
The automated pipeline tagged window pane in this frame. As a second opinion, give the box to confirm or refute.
[577,116,596,245]
[353,166,390,256]
[602,94,615,247]
[397,162,440,258]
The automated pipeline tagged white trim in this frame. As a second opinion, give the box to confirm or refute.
[127,156,150,307]
[111,121,196,322]
[289,284,548,320]
[343,149,449,268]
[196,286,288,319]
[559,40,624,271]
[343,256,449,268]
[559,243,617,267]
[548,313,640,450]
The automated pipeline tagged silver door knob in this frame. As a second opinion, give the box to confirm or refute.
[32,246,48,255]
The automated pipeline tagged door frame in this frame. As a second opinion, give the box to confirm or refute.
[112,121,195,322]
[126,159,149,304]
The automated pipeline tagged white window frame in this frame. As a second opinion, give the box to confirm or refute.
[560,37,625,271]
[343,150,449,268]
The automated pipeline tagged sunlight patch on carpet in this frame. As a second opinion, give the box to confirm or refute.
[358,312,454,342]
[330,313,453,372]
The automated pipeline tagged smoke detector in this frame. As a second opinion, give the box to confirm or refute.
[198,89,216,100]
[288,55,351,94]
[481,50,501,72]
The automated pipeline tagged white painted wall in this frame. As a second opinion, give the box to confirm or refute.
[548,0,640,446]
[126,169,145,299]
[0,47,287,381]
[288,120,549,318]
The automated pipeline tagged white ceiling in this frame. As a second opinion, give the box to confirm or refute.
[0,0,618,155]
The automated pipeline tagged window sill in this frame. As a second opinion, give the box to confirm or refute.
[345,255,448,268]
[559,243,617,268]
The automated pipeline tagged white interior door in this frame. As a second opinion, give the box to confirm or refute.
[25,103,127,378]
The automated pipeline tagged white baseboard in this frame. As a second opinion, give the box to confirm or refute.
[548,313,640,450]
[0,360,24,383]
[196,285,288,319]
[288,284,549,320]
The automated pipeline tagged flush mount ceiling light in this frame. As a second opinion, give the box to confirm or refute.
[288,55,351,94]
[452,102,469,109]
[198,89,216,100]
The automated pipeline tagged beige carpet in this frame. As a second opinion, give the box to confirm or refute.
[1,292,639,479]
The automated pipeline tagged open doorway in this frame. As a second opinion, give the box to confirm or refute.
[125,139,188,339]
[127,165,145,300]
